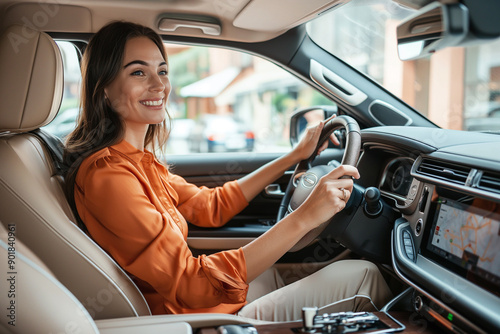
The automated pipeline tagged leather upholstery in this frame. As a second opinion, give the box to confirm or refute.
[0,25,151,319]
[0,25,63,132]
[0,223,99,333]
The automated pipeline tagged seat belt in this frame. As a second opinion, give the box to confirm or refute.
[29,129,89,232]
[30,129,68,176]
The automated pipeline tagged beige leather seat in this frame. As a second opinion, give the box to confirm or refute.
[0,25,151,320]
[0,223,196,333]
[0,223,99,333]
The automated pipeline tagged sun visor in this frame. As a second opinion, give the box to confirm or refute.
[233,0,350,32]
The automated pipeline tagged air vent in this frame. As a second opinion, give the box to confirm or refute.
[478,171,500,194]
[416,158,470,185]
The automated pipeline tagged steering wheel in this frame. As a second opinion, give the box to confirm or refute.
[277,115,361,252]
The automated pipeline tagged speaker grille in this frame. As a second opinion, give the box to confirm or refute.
[369,101,412,126]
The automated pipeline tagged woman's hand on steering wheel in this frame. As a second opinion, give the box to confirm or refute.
[290,116,340,163]
[292,165,360,229]
[278,113,361,251]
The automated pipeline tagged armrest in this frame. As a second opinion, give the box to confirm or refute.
[95,313,272,333]
[96,317,192,334]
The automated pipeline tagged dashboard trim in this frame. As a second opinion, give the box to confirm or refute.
[361,130,436,154]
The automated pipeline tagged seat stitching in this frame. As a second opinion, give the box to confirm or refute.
[19,32,41,129]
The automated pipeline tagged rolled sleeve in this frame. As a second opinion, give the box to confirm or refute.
[199,250,248,304]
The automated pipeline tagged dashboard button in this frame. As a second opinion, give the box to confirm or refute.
[405,245,414,259]
[415,218,423,236]
[402,230,415,261]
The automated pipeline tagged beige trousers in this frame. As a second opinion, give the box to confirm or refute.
[238,260,392,322]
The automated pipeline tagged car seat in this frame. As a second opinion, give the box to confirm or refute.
[0,223,100,333]
[0,24,151,319]
[0,222,197,333]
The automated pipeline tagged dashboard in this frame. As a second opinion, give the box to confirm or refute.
[358,126,500,334]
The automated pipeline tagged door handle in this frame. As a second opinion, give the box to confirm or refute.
[265,184,285,198]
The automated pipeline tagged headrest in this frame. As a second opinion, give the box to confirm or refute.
[0,25,63,132]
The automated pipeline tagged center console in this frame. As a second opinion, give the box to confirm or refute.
[393,184,500,334]
[199,308,441,334]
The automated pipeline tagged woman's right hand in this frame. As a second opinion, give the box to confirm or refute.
[242,165,360,282]
[293,165,360,230]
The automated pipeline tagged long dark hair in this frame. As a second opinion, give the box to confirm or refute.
[64,21,170,229]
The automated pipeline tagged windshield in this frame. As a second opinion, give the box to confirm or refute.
[307,0,500,132]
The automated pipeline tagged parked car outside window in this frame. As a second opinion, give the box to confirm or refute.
[187,114,254,153]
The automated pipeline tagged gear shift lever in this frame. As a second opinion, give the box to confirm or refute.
[364,187,383,217]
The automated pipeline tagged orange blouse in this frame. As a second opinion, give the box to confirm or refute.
[74,140,250,315]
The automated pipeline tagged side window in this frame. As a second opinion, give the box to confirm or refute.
[165,44,335,154]
[44,42,336,152]
[42,41,81,139]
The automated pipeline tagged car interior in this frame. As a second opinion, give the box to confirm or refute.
[0,0,499,333]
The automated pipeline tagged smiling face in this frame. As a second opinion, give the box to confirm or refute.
[104,36,171,140]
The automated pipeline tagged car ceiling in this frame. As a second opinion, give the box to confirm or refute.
[0,0,353,42]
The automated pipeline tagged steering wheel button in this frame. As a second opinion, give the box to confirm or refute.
[404,238,412,246]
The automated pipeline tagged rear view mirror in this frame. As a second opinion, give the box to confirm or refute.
[397,2,468,60]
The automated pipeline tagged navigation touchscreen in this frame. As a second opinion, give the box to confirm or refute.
[425,197,500,295]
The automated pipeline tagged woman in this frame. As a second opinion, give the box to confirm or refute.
[64,21,392,321]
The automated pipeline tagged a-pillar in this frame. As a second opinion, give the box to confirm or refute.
[427,47,465,130]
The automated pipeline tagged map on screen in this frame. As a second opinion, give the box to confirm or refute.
[430,199,500,280]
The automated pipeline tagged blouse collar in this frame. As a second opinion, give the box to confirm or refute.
[110,139,155,164]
